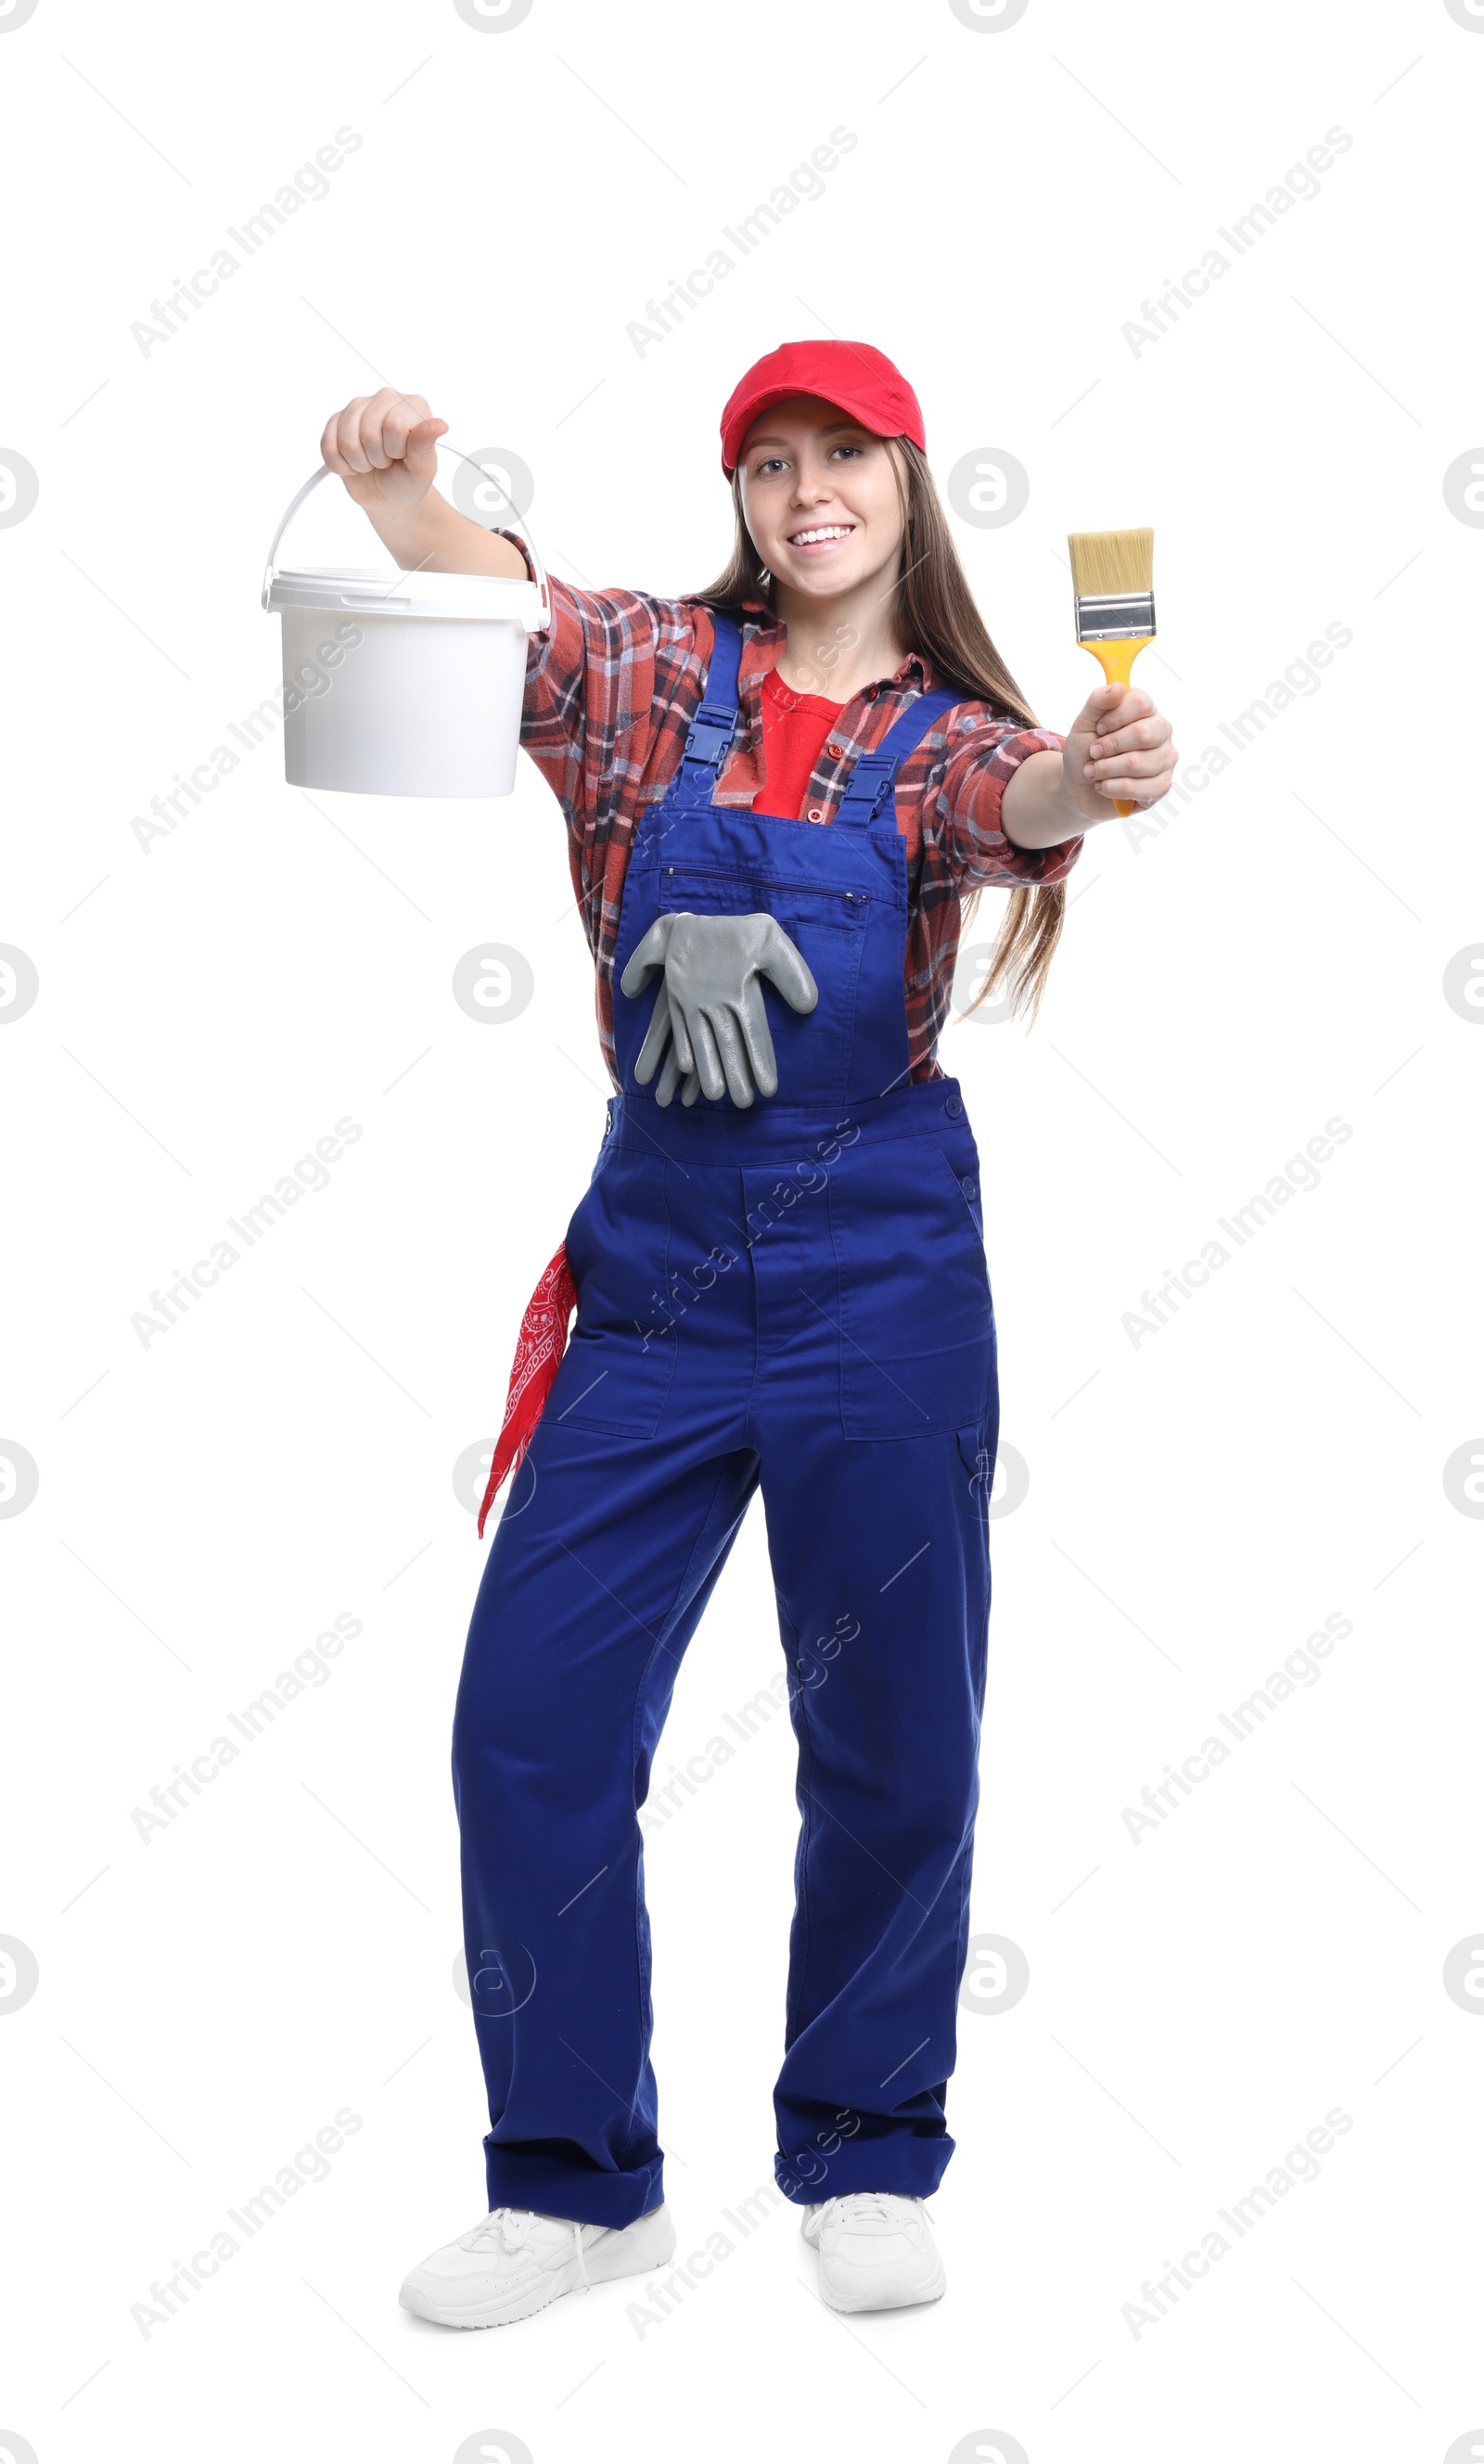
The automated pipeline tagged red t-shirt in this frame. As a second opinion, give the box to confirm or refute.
[752,664,845,822]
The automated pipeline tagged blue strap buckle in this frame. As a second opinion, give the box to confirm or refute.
[837,752,895,820]
[683,705,736,766]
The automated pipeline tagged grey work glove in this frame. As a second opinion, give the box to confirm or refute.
[620,910,819,1108]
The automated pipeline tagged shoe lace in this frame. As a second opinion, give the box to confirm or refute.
[462,2206,535,2255]
[819,2192,917,2230]
[461,2205,593,2287]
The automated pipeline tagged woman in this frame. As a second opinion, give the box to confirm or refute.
[317,341,1176,2329]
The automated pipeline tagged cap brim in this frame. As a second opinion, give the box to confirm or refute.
[723,387,891,473]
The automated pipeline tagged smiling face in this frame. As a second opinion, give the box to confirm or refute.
[736,394,907,603]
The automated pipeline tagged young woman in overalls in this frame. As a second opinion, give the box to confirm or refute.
[318,343,1176,2328]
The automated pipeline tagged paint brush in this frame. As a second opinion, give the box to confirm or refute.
[1068,527,1155,818]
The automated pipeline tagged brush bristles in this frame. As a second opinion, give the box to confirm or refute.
[1068,527,1154,599]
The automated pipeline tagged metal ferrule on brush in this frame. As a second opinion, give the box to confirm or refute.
[1074,591,1157,643]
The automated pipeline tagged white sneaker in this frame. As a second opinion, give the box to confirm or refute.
[400,2201,676,2329]
[801,2191,945,2313]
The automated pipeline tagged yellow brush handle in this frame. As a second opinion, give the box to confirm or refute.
[1082,635,1152,816]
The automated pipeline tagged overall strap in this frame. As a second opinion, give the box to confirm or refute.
[665,607,743,808]
[834,686,961,828]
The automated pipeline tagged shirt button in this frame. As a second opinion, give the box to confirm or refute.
[961,1175,977,1199]
[825,740,844,760]
[944,1091,965,1119]
[808,805,825,822]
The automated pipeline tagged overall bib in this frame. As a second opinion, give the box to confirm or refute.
[453,613,1000,2226]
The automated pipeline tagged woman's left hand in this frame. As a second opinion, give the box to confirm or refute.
[1061,680,1177,821]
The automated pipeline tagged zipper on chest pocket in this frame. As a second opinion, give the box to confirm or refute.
[661,863,871,914]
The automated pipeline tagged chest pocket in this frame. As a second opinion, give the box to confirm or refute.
[828,1129,995,1439]
[657,864,868,1108]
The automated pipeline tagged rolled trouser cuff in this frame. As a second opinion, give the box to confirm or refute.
[484,2137,665,2231]
[774,2129,956,2209]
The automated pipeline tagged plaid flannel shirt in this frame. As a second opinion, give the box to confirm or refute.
[511,563,1082,1090]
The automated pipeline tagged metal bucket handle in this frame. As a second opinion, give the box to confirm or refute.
[261,437,551,627]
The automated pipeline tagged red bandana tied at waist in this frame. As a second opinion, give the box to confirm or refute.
[477,1242,577,1537]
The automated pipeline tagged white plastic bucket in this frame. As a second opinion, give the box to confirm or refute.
[261,443,551,799]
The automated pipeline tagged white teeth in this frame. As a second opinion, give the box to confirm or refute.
[790,525,852,545]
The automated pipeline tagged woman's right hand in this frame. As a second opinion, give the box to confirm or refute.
[317,386,528,581]
[319,388,449,510]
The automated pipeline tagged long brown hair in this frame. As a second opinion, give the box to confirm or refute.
[695,436,1065,1024]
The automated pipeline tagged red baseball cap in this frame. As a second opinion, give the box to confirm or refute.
[719,340,926,476]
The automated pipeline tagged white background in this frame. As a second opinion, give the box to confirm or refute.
[1,2,1479,2459]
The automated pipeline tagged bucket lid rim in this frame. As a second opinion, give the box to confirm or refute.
[266,563,544,623]
[272,561,537,587]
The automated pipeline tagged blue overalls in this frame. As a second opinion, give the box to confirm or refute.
[453,611,999,2226]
